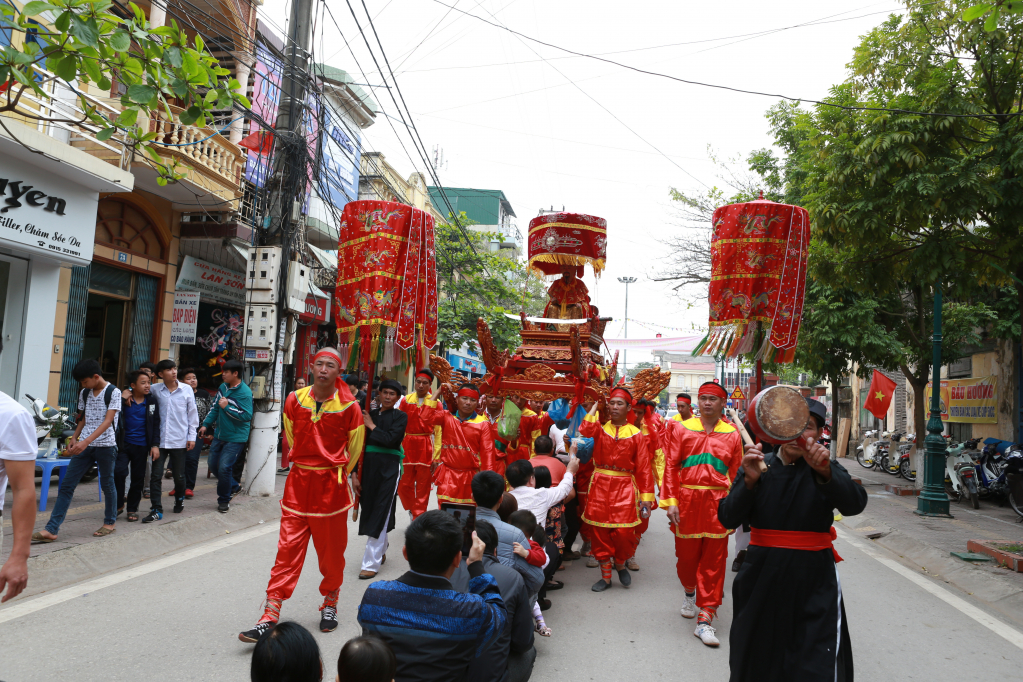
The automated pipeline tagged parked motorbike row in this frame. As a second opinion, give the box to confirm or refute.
[855,427,1023,518]
[855,430,917,482]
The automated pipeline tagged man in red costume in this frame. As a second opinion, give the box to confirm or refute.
[239,348,365,643]
[429,383,498,505]
[397,368,441,519]
[625,397,665,572]
[579,387,655,592]
[508,395,554,464]
[662,381,744,648]
[481,392,509,477]
[673,393,694,422]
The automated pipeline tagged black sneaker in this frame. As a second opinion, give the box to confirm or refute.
[617,567,632,587]
[731,549,747,572]
[238,620,276,643]
[141,510,162,524]
[591,578,611,592]
[218,503,230,513]
[173,500,184,513]
[319,606,338,632]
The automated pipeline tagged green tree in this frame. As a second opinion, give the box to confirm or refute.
[626,360,654,381]
[435,217,546,355]
[0,0,250,182]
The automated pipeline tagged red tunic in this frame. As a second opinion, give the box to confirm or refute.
[429,410,499,504]
[398,393,442,467]
[511,409,555,462]
[579,414,656,528]
[482,410,507,477]
[282,386,366,517]
[661,416,744,538]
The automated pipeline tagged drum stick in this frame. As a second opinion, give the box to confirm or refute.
[728,408,768,473]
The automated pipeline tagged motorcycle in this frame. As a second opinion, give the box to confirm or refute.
[945,438,981,509]
[897,433,916,481]
[856,430,884,469]
[1003,450,1023,519]
[24,394,73,458]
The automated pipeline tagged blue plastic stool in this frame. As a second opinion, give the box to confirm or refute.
[35,457,70,512]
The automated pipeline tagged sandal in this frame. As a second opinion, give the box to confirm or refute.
[535,622,552,637]
[117,507,124,518]
[127,512,139,522]
[93,527,116,537]
[31,531,56,544]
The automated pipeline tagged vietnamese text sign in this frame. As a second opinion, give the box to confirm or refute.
[170,291,200,344]
[924,376,997,424]
[175,257,245,307]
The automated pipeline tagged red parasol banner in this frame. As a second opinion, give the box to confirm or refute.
[334,200,438,370]
[527,212,607,278]
[694,197,809,363]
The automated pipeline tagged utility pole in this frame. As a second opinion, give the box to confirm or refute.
[245,0,315,497]
[618,276,636,378]
[916,282,952,517]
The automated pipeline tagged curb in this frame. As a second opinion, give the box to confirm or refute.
[19,496,282,600]
[838,511,1023,629]
[884,484,920,496]
[968,539,1023,572]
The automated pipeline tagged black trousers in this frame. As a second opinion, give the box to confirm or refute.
[537,541,562,600]
[151,448,186,512]
[562,497,581,552]
[116,443,150,513]
[184,433,202,490]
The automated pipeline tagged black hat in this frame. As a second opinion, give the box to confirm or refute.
[379,379,403,395]
[805,398,827,428]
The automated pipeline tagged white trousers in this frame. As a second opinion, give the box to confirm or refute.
[733,525,750,553]
[360,476,400,572]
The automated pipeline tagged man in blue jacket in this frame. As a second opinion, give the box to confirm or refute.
[199,360,253,513]
[115,370,161,522]
[358,510,507,682]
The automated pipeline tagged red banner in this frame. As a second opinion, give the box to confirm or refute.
[527,212,607,277]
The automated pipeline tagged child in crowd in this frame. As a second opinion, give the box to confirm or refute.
[509,509,553,637]
[115,369,161,522]
[336,635,396,682]
[250,622,322,682]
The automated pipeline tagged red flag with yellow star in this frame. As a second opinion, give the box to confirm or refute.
[863,370,897,419]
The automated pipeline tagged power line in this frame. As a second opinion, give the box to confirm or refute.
[427,0,1017,120]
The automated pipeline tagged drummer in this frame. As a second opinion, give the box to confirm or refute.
[718,398,867,681]
[661,382,744,648]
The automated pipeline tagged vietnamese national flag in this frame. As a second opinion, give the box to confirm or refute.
[863,369,897,419]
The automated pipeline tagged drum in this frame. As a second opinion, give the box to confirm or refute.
[746,385,811,445]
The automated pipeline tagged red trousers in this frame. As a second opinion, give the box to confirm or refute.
[281,440,291,468]
[673,534,728,610]
[266,510,348,601]
[398,464,431,519]
[589,524,640,564]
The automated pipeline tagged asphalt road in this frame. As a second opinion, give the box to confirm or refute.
[2,503,1022,681]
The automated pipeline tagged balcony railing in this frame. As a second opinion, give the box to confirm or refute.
[148,105,245,188]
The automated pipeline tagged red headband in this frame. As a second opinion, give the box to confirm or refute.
[609,387,633,403]
[698,382,727,399]
[457,385,480,398]
[311,349,355,402]
[676,395,692,406]
[416,370,433,381]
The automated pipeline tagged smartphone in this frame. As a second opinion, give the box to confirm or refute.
[440,502,477,556]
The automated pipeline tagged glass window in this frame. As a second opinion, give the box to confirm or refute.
[89,262,133,298]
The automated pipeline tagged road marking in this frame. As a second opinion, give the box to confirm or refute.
[835,526,1023,651]
[0,521,280,624]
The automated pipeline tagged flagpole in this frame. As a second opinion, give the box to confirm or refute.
[916,282,952,517]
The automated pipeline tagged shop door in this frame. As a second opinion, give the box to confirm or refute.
[0,254,29,398]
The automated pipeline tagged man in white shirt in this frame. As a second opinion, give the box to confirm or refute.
[0,391,37,601]
[145,359,198,522]
[506,444,579,526]
[33,359,121,542]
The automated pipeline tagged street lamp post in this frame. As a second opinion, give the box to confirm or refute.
[916,282,952,517]
[618,276,637,377]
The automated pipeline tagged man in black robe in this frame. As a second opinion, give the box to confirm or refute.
[357,379,408,579]
[719,398,867,682]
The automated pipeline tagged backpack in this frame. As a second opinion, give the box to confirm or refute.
[78,383,117,424]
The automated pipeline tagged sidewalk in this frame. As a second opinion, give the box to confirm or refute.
[2,454,285,599]
[838,459,1023,626]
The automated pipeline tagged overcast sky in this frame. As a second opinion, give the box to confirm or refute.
[258,0,909,366]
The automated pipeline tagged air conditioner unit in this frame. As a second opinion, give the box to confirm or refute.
[243,304,277,350]
[286,262,310,313]
[248,247,281,292]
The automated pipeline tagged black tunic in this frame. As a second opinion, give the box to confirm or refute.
[358,406,408,538]
[718,452,868,682]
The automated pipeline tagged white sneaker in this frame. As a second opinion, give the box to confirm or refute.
[694,622,720,647]
[680,594,697,619]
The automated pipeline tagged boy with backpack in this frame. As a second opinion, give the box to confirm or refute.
[145,359,198,522]
[32,359,121,542]
[115,370,161,522]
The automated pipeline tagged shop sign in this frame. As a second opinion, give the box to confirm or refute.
[924,376,997,424]
[245,348,271,362]
[175,257,245,306]
[0,168,96,266]
[299,292,331,324]
[170,291,200,344]
[447,352,484,375]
